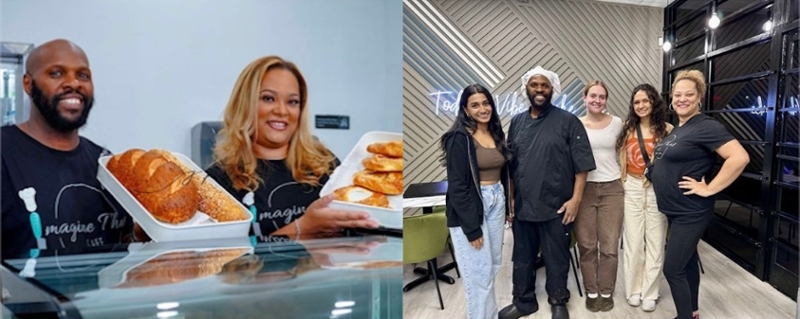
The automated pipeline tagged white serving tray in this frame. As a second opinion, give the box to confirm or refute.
[320,131,403,229]
[97,152,251,242]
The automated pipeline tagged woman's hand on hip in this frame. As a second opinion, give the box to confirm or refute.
[679,176,712,197]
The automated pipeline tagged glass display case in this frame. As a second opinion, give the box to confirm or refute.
[1,42,33,126]
[2,233,402,319]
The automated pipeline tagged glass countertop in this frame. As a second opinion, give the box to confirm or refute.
[2,233,402,319]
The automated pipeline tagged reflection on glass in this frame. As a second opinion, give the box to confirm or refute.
[712,42,771,80]
[718,0,758,17]
[1,68,17,126]
[715,7,772,48]
[675,1,705,23]
[710,77,770,110]
[1,235,403,319]
[780,109,798,144]
[782,74,798,110]
[672,37,705,66]
[778,158,799,184]
[711,111,765,140]
[675,16,705,42]
[714,200,759,237]
[115,248,250,288]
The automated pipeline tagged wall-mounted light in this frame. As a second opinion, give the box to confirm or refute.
[662,40,672,52]
[708,10,721,29]
[661,35,672,52]
[763,9,773,32]
[763,19,774,32]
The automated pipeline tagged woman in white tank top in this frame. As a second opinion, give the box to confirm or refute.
[574,80,625,313]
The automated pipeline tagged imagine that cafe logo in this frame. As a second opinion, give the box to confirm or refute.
[429,89,579,117]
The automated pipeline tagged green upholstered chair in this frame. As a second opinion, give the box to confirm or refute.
[403,212,449,310]
[430,205,460,278]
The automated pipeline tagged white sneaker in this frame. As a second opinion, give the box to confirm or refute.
[627,295,641,307]
[642,299,657,312]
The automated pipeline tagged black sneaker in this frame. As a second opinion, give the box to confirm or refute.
[585,297,601,312]
[598,296,614,312]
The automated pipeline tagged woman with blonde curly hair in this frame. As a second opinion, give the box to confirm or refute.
[651,70,749,319]
[206,56,378,238]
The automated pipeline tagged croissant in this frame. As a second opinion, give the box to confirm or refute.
[107,149,199,224]
[362,154,403,172]
[366,141,402,158]
[332,185,390,208]
[353,171,403,195]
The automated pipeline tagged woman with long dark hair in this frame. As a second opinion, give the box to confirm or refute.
[615,83,672,313]
[440,84,512,319]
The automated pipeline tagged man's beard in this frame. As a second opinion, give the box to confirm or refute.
[30,80,94,132]
[527,90,553,110]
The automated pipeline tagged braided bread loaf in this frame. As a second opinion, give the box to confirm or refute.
[108,149,199,224]
[107,149,249,224]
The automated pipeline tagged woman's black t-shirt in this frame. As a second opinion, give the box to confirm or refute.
[651,114,734,215]
[206,158,336,238]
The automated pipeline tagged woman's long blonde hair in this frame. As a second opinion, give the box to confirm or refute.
[213,56,335,191]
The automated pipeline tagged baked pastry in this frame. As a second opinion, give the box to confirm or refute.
[362,154,403,172]
[150,149,248,222]
[332,185,390,208]
[353,171,402,195]
[366,141,402,158]
[107,149,199,224]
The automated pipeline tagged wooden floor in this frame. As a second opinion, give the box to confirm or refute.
[403,228,797,319]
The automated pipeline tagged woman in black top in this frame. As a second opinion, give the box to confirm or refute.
[651,70,749,319]
[440,84,512,319]
[206,56,379,239]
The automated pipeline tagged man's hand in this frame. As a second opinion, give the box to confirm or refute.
[507,197,515,224]
[557,198,580,225]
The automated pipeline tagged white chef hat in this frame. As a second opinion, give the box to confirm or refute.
[519,66,562,100]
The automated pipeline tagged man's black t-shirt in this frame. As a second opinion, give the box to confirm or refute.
[205,158,337,238]
[652,114,734,214]
[507,105,596,222]
[2,125,131,259]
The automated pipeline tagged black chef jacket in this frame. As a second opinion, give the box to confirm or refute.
[507,105,596,222]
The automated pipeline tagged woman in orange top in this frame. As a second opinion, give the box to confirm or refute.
[615,83,673,313]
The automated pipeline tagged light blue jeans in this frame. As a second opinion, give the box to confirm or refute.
[449,182,506,319]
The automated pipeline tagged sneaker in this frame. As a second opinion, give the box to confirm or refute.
[627,295,641,307]
[598,296,614,312]
[585,297,601,312]
[641,299,656,312]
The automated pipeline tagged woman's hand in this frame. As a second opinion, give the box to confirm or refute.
[470,236,483,250]
[679,176,712,197]
[299,195,380,234]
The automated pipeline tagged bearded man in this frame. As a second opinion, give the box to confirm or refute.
[499,66,596,319]
[2,39,131,261]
